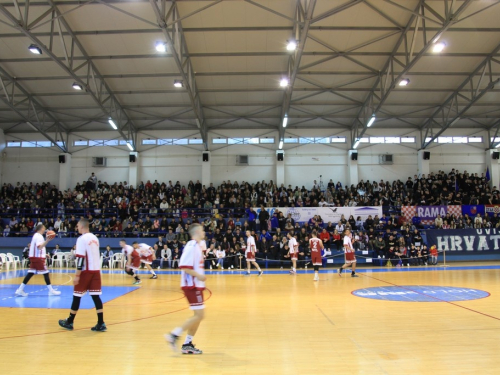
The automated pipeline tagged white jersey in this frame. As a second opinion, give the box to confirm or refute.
[343,235,354,253]
[122,244,134,257]
[179,239,205,290]
[29,232,46,258]
[76,232,101,272]
[137,243,153,257]
[288,237,298,254]
[246,236,256,255]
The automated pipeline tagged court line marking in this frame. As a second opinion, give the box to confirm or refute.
[360,274,500,322]
[316,305,335,326]
[0,288,212,340]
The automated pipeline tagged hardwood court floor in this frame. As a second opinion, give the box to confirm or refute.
[1,264,500,375]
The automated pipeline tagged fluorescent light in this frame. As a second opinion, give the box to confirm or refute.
[28,44,42,55]
[26,121,38,131]
[126,142,134,151]
[174,80,184,88]
[432,42,446,53]
[72,83,83,90]
[279,140,283,149]
[367,114,376,128]
[282,115,288,128]
[398,78,410,86]
[280,78,289,87]
[155,41,167,52]
[353,139,360,149]
[108,118,117,130]
[286,40,297,51]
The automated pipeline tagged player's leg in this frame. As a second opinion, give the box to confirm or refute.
[43,272,61,295]
[313,265,319,281]
[15,271,35,296]
[58,295,82,330]
[351,261,358,277]
[251,261,263,275]
[144,263,157,279]
[246,260,251,274]
[292,259,297,273]
[90,295,106,331]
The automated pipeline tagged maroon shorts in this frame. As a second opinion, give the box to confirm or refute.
[311,252,322,266]
[74,271,102,296]
[129,256,142,270]
[183,288,205,310]
[345,252,356,263]
[245,252,255,261]
[28,257,49,274]
[290,252,298,260]
[140,255,153,264]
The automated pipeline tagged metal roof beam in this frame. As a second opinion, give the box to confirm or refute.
[149,0,210,150]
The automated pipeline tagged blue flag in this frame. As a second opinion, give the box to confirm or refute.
[486,167,491,182]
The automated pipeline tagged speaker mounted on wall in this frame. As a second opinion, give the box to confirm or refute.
[277,152,284,161]
[202,152,210,162]
[351,152,358,161]
[129,154,136,163]
[492,151,500,160]
[423,151,431,160]
[59,155,66,164]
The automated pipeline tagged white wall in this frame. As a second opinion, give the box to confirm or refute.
[1,128,495,189]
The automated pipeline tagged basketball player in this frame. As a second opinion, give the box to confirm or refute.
[58,218,106,331]
[338,229,358,277]
[15,224,61,297]
[133,242,158,279]
[244,230,263,276]
[165,224,207,354]
[309,230,324,281]
[120,239,141,284]
[287,232,299,274]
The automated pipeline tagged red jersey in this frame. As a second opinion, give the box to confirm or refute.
[309,237,323,253]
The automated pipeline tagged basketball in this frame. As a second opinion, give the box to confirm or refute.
[46,230,56,239]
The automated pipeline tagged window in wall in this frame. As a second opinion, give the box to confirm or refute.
[315,137,330,144]
[56,141,65,148]
[284,138,298,143]
[228,138,243,145]
[244,137,259,144]
[260,138,275,144]
[89,140,105,147]
[491,137,500,143]
[104,140,119,146]
[424,137,438,143]
[119,140,129,145]
[385,137,400,143]
[438,137,452,143]
[74,140,88,146]
[452,136,467,144]
[212,138,227,144]
[469,136,483,143]
[401,137,416,143]
[7,141,21,147]
[331,137,346,143]
[173,139,188,145]
[37,141,52,147]
[21,141,36,147]
[299,137,314,144]
[142,139,156,145]
[359,137,369,143]
[189,138,203,145]
[370,137,384,144]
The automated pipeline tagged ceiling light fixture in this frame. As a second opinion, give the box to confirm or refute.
[29,44,42,55]
[367,114,376,128]
[108,118,118,130]
[286,40,297,51]
[432,42,446,53]
[126,142,134,151]
[353,138,360,149]
[72,83,83,90]
[282,115,288,128]
[399,78,410,86]
[174,80,184,88]
[280,78,289,87]
[155,41,167,52]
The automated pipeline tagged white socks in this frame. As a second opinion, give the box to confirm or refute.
[184,335,194,345]
[171,327,183,336]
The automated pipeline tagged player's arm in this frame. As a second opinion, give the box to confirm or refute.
[73,239,84,284]
[183,268,206,282]
[319,240,324,250]
[126,253,132,266]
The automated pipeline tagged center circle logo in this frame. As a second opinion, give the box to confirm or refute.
[351,285,490,302]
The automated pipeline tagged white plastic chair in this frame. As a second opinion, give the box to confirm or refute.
[22,257,30,268]
[110,253,123,269]
[64,252,75,267]
[7,253,21,268]
[52,253,66,268]
[0,253,12,270]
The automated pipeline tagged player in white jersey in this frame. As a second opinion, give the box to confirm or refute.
[244,230,263,276]
[287,232,299,274]
[166,224,207,355]
[133,242,157,279]
[309,230,324,281]
[59,218,107,331]
[120,239,141,284]
[15,224,61,297]
[338,229,358,277]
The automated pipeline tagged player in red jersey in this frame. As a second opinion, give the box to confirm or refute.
[287,232,299,274]
[15,224,61,297]
[165,224,207,354]
[244,230,263,276]
[58,218,106,331]
[309,230,324,281]
[120,239,141,284]
[133,242,158,279]
[338,229,358,277]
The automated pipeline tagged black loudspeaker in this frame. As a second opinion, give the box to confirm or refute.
[423,151,431,160]
[277,152,284,161]
[202,152,209,162]
[59,155,65,164]
[129,154,136,163]
[493,152,500,160]
[351,152,358,161]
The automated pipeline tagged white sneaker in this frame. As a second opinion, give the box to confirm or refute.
[209,266,212,270]
[49,289,61,296]
[221,267,224,269]
[15,288,28,297]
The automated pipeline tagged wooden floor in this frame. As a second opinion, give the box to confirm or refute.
[1,264,500,375]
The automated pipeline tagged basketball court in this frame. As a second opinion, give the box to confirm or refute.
[1,264,499,374]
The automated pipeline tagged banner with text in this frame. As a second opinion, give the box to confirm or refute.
[426,228,500,252]
[255,206,383,223]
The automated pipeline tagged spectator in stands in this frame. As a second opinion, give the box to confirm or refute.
[434,214,443,229]
[102,245,113,268]
[374,235,385,258]
[3,225,10,237]
[319,228,330,250]
[474,214,483,229]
